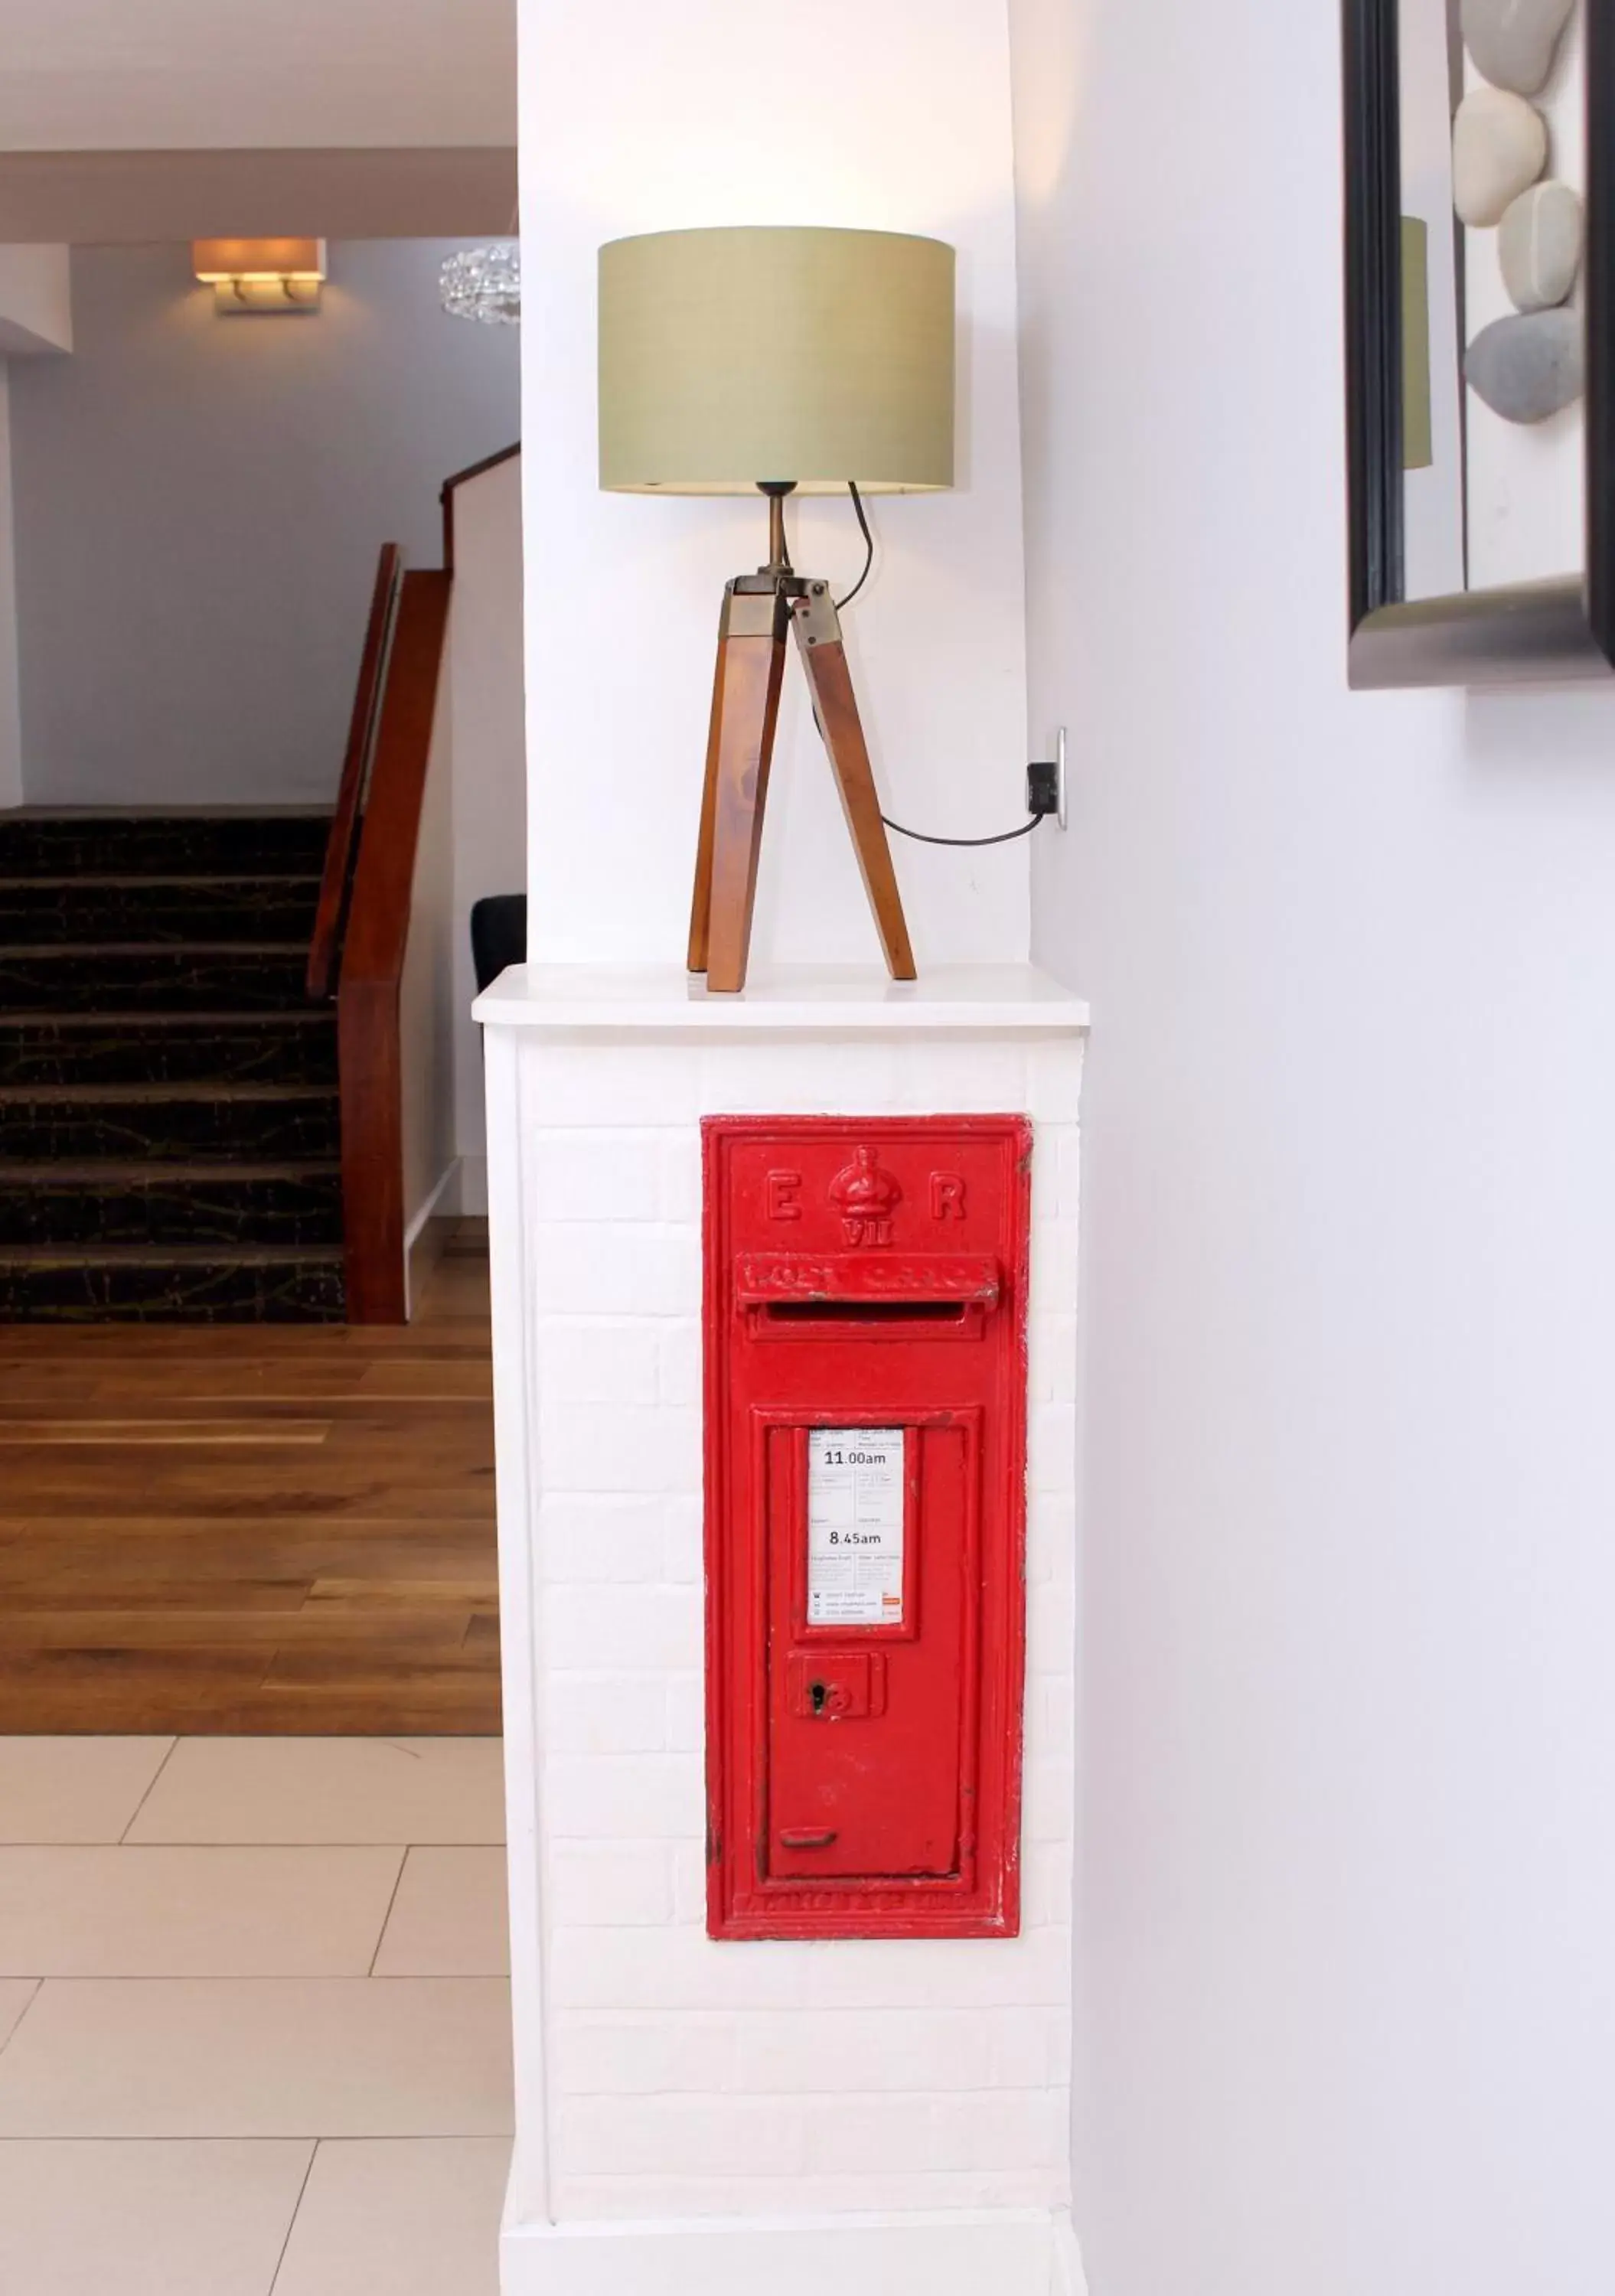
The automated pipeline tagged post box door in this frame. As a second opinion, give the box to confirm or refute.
[765,1419,974,1882]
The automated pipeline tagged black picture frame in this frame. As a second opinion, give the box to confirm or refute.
[1345,0,1615,686]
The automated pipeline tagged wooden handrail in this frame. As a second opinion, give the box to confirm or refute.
[337,570,453,1323]
[440,440,519,574]
[307,543,405,1000]
[324,443,518,1321]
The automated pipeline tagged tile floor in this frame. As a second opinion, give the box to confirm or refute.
[0,1733,511,2294]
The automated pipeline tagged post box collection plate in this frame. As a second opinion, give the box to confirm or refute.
[703,1115,1031,1940]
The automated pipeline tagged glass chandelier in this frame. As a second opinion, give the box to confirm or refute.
[440,242,520,325]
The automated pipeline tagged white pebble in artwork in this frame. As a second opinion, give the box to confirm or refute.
[1460,0,1575,97]
[1497,181,1583,310]
[1452,86,1548,226]
[1467,308,1584,422]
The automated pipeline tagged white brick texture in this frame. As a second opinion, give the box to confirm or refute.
[548,1846,676,1930]
[501,1019,1084,2226]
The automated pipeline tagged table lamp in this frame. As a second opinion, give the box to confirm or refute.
[598,225,956,993]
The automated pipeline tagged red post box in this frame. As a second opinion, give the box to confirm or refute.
[703,1115,1031,1940]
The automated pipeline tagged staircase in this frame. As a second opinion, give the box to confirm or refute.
[0,810,347,1321]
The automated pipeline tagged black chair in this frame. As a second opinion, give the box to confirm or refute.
[470,894,527,995]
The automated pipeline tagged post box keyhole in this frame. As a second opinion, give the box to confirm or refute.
[811,1681,827,1716]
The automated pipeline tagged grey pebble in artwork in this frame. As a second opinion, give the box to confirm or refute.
[1467,308,1584,421]
[1498,181,1583,310]
[1452,87,1548,226]
[1461,0,1576,96]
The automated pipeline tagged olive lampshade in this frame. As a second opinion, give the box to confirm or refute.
[598,226,955,496]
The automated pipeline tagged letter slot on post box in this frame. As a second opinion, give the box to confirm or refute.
[703,1117,1031,1940]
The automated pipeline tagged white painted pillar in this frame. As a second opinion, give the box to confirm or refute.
[491,5,1084,2285]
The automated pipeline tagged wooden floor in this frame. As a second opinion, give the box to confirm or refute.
[0,1221,500,1733]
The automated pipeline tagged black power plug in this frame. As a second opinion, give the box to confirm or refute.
[1025,730,1068,828]
[1026,760,1060,817]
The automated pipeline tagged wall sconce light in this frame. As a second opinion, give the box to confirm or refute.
[191,240,326,314]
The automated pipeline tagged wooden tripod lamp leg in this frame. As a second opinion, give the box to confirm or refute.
[687,612,729,975]
[693,587,788,994]
[790,588,917,981]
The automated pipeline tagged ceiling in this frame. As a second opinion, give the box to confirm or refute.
[0,0,516,152]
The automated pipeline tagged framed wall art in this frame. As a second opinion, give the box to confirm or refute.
[1344,0,1614,683]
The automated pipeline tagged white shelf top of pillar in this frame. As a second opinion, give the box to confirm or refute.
[472,962,1089,1035]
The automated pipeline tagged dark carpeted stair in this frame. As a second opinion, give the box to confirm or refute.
[0,946,313,1013]
[0,877,328,944]
[0,810,345,1322]
[0,811,331,877]
[0,1013,339,1088]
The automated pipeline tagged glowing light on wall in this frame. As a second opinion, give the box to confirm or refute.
[191,240,327,315]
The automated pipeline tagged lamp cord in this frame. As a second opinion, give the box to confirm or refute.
[834,482,1045,851]
[882,810,1044,848]
[834,481,876,610]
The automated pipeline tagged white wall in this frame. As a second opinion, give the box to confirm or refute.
[0,152,514,247]
[1010,3,1615,2294]
[449,454,524,1212]
[400,647,458,1269]
[8,241,518,807]
[0,244,72,352]
[0,245,70,808]
[519,0,1032,972]
[0,0,514,150]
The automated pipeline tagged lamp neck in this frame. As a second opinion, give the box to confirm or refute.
[758,481,797,579]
